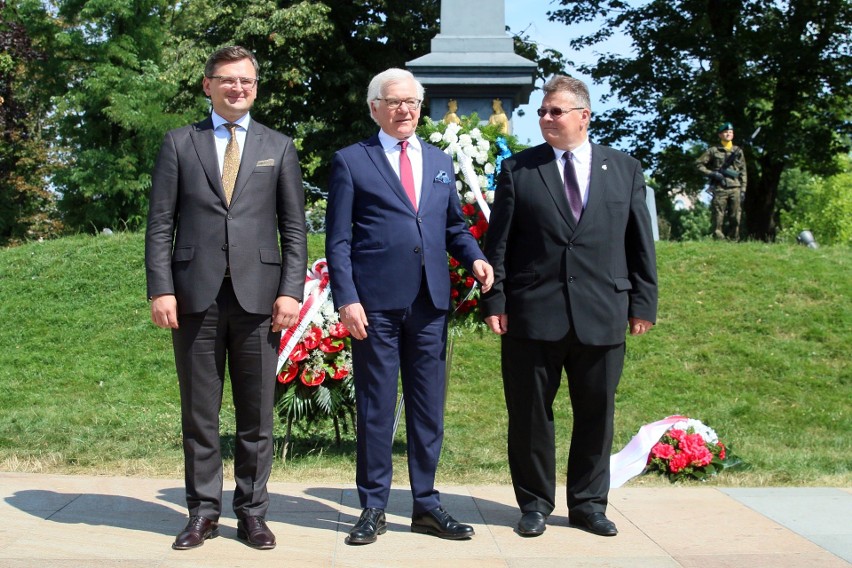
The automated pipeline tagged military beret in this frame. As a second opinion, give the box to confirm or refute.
[717,122,734,133]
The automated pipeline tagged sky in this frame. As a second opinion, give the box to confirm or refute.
[503,0,631,144]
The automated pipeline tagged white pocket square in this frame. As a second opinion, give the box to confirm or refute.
[256,159,275,167]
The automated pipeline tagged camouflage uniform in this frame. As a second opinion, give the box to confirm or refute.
[696,144,747,240]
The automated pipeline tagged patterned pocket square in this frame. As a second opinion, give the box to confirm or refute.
[434,170,451,184]
[256,159,275,167]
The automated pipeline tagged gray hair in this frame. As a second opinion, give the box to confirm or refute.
[204,46,259,79]
[542,75,592,111]
[366,68,425,116]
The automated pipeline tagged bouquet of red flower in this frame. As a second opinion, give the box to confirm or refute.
[275,261,354,427]
[646,418,738,481]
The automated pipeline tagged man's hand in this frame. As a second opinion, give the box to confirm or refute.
[629,317,654,336]
[708,171,724,183]
[339,302,369,340]
[150,294,179,329]
[485,314,508,335]
[272,296,300,332]
[472,259,494,293]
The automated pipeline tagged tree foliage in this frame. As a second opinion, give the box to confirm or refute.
[0,0,61,245]
[550,0,852,241]
[5,0,562,236]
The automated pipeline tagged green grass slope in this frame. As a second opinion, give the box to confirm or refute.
[0,233,849,485]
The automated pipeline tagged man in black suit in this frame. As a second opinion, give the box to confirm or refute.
[145,46,307,550]
[481,75,657,538]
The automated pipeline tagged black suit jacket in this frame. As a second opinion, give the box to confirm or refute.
[145,117,307,315]
[481,142,657,345]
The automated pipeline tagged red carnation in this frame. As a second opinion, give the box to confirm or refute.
[668,453,690,474]
[651,442,675,460]
[450,272,461,284]
[465,276,475,288]
[716,442,726,460]
[451,289,460,298]
[469,225,482,239]
[449,257,460,268]
[462,204,475,216]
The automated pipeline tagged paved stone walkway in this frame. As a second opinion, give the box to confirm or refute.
[0,473,849,567]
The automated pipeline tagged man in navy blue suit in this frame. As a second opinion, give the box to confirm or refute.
[325,68,493,545]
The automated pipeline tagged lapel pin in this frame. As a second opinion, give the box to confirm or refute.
[601,164,608,170]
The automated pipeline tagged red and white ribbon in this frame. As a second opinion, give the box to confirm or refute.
[276,259,331,374]
[458,153,491,222]
[609,415,688,488]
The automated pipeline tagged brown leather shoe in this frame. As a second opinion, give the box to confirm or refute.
[237,516,276,549]
[173,516,219,550]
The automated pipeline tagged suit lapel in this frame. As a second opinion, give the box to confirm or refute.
[363,134,417,213]
[229,120,261,206]
[419,138,437,213]
[189,117,227,205]
[535,144,575,229]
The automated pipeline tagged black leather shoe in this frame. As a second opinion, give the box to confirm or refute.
[347,508,387,545]
[237,516,276,549]
[173,516,219,550]
[411,506,475,540]
[569,512,618,536]
[517,511,547,536]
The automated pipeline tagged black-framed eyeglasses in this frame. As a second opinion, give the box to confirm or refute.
[376,97,422,110]
[208,75,258,89]
[537,107,584,118]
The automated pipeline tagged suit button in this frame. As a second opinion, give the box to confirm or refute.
[417,217,423,223]
[568,276,575,283]
[414,247,421,253]
[221,244,228,251]
[227,214,233,220]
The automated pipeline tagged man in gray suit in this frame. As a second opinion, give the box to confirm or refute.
[481,75,657,539]
[145,46,307,551]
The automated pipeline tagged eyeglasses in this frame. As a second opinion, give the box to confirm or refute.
[208,75,258,89]
[376,98,422,110]
[537,107,584,118]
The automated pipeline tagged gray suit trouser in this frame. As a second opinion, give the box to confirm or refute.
[171,277,279,520]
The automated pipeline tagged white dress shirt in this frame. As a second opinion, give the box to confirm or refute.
[378,129,423,207]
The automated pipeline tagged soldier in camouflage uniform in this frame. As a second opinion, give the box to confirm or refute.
[696,122,747,240]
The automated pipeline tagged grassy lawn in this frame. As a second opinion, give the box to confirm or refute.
[0,233,849,486]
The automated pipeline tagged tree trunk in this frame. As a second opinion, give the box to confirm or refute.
[744,157,784,241]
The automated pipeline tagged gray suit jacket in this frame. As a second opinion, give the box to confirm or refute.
[145,116,307,315]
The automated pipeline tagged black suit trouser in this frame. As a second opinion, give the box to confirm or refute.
[501,330,624,518]
[171,277,279,520]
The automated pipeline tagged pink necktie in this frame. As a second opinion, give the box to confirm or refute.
[399,140,417,211]
[563,152,582,222]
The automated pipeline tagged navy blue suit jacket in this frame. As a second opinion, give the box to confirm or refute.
[325,133,485,312]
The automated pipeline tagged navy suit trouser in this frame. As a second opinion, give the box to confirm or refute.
[351,282,449,514]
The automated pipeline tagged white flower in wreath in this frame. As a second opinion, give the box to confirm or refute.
[453,161,460,175]
[478,175,489,188]
[464,191,476,204]
[485,190,495,204]
[463,144,478,158]
[477,139,490,152]
[446,141,462,157]
[671,418,719,443]
[456,180,463,192]
[469,127,482,138]
[458,133,473,147]
[475,151,489,165]
[443,130,459,144]
[429,131,443,144]
[484,163,495,175]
